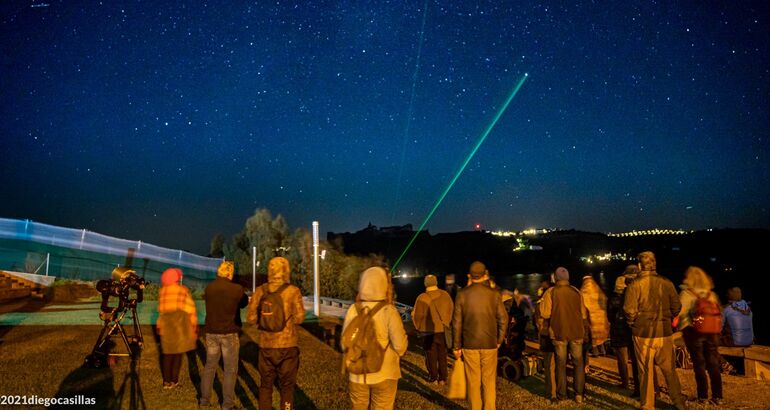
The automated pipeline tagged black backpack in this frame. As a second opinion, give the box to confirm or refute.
[257,283,290,332]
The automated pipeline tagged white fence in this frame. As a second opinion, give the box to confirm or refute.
[0,217,221,275]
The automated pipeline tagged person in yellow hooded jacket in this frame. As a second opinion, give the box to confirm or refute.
[247,257,305,410]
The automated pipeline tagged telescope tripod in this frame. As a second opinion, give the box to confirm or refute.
[85,305,144,368]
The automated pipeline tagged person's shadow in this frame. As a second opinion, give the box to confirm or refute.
[114,355,147,409]
[51,363,115,409]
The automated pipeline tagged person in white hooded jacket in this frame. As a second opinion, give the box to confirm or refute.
[342,266,408,410]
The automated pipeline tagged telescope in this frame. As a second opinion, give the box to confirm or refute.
[84,267,146,368]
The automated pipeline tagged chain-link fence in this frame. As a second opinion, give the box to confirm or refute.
[0,218,220,288]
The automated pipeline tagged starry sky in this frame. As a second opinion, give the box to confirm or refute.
[1,1,768,254]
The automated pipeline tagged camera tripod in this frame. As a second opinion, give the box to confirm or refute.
[85,302,144,368]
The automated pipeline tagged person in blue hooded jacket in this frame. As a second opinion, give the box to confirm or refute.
[722,287,754,347]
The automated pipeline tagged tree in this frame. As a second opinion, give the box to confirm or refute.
[220,207,387,300]
[209,233,225,258]
[244,208,290,274]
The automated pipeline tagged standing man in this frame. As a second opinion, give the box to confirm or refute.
[412,274,454,385]
[247,257,305,410]
[534,276,556,402]
[452,261,508,410]
[200,261,249,409]
[539,267,587,404]
[624,251,686,410]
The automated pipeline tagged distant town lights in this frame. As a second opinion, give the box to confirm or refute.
[490,228,551,237]
[580,252,629,264]
[608,228,692,237]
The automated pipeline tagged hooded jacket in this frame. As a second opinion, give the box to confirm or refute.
[581,277,610,346]
[247,260,305,348]
[342,267,408,385]
[722,300,754,346]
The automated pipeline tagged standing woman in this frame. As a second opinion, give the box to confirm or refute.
[157,267,198,389]
[342,267,408,410]
[607,269,640,396]
[676,266,722,405]
[581,274,610,373]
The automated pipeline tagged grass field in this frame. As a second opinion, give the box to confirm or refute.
[1,299,769,409]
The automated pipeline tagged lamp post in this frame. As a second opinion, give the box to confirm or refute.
[312,221,320,317]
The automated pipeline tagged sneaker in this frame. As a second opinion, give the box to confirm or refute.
[163,382,172,390]
[549,397,561,404]
[438,380,446,386]
[710,398,723,406]
[574,395,583,404]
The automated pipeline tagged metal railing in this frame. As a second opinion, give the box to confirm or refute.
[304,295,413,321]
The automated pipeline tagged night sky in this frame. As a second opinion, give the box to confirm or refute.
[2,1,768,254]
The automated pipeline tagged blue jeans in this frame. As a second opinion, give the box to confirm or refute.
[553,339,584,398]
[200,333,239,409]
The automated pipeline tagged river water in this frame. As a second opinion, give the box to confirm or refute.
[392,272,611,306]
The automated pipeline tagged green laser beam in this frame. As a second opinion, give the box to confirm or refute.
[391,73,529,271]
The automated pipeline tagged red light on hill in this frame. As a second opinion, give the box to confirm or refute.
[474,224,481,230]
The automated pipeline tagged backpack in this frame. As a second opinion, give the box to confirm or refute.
[688,289,721,334]
[341,301,389,377]
[257,283,290,332]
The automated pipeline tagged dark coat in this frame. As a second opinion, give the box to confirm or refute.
[452,282,508,349]
[608,292,631,347]
[204,276,248,335]
[539,280,587,342]
[158,310,197,354]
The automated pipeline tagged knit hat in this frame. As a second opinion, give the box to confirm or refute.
[469,261,487,279]
[554,267,569,281]
[217,260,235,278]
[623,264,640,277]
[424,274,438,288]
[161,267,183,286]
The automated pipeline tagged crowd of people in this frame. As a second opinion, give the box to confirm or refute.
[532,251,756,409]
[152,251,755,410]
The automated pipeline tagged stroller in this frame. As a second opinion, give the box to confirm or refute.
[498,301,535,381]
